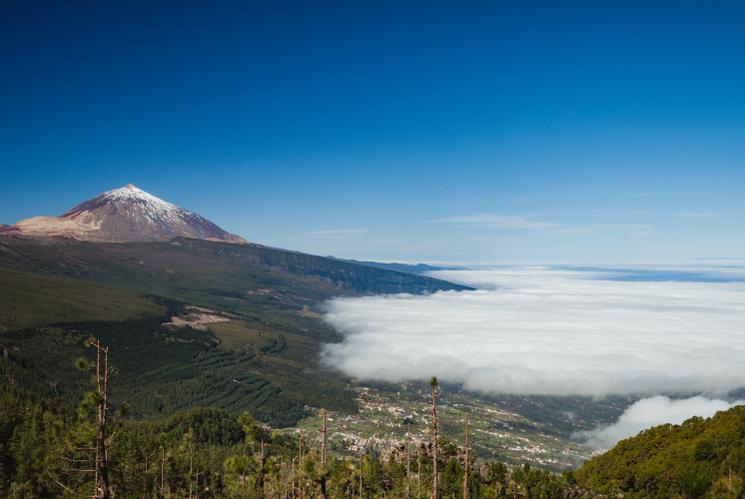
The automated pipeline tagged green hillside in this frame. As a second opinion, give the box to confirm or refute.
[0,269,165,332]
[10,370,745,499]
[0,236,467,307]
[0,386,572,498]
[572,405,745,497]
[0,235,464,427]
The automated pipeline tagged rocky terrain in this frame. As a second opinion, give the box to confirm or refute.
[5,184,246,243]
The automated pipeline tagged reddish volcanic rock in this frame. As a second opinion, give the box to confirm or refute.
[5,184,246,243]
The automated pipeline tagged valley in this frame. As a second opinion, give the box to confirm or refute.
[0,229,465,428]
[1,186,741,497]
[0,234,625,467]
[292,383,596,471]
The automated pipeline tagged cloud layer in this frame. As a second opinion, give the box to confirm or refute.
[580,396,743,449]
[321,267,745,397]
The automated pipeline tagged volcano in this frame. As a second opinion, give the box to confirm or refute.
[6,184,246,243]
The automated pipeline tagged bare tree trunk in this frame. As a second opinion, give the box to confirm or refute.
[321,409,327,468]
[283,458,290,499]
[296,433,303,499]
[430,377,439,499]
[257,440,266,498]
[160,447,165,496]
[463,413,470,499]
[93,342,101,498]
[417,447,421,499]
[188,437,193,499]
[90,339,110,499]
[102,345,109,492]
[359,454,363,499]
[405,443,411,499]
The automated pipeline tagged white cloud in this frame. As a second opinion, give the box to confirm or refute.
[434,213,559,229]
[308,228,368,240]
[321,267,745,398]
[579,396,743,449]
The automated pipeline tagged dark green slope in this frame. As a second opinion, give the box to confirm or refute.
[0,235,466,427]
[0,236,468,300]
[573,405,745,498]
[0,313,350,427]
[330,257,449,275]
[0,269,166,332]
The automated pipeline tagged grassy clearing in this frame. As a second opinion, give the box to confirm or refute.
[207,320,265,350]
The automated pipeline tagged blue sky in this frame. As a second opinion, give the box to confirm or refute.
[2,1,744,262]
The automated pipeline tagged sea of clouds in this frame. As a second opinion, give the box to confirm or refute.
[321,266,745,445]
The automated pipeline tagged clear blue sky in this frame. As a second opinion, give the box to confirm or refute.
[2,1,744,262]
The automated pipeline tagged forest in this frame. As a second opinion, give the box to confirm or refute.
[2,338,745,498]
[1,343,570,498]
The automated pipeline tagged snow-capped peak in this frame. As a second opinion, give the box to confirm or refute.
[80,184,189,228]
[100,184,177,208]
[7,184,247,243]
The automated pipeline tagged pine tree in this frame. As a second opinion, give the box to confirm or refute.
[430,376,439,499]
[92,339,110,498]
[463,413,470,499]
[75,338,113,499]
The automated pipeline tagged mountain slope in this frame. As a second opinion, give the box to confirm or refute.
[0,236,468,300]
[8,184,246,243]
[0,184,469,426]
[0,269,166,332]
[573,405,745,497]
[331,257,449,275]
[0,236,467,426]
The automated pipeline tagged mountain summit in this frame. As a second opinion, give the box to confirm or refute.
[5,184,247,243]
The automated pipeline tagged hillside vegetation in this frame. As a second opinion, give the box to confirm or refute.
[0,236,467,306]
[0,383,573,498]
[0,269,165,332]
[572,405,745,497]
[0,301,356,427]
[0,236,464,428]
[7,359,745,499]
[7,235,745,497]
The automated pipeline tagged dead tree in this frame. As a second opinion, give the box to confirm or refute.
[417,445,422,499]
[359,454,364,499]
[256,440,266,498]
[87,338,111,499]
[160,447,166,496]
[405,441,411,499]
[315,410,329,499]
[430,376,439,499]
[463,413,470,499]
[321,409,328,468]
[187,429,194,499]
